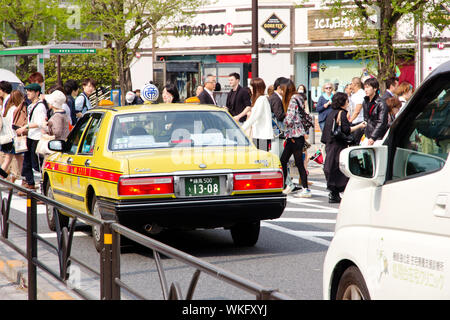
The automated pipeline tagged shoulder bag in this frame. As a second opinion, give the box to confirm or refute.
[36,134,55,157]
[332,110,354,145]
[12,102,28,130]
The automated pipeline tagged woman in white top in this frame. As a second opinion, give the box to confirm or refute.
[0,90,25,180]
[236,78,273,151]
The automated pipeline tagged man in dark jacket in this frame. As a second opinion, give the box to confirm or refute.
[198,74,217,105]
[268,77,288,123]
[225,73,251,122]
[381,77,399,101]
[363,78,389,145]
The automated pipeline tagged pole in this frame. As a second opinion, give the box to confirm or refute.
[251,0,259,79]
[57,55,62,86]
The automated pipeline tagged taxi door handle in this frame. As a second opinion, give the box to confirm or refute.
[67,157,73,165]
[84,159,91,167]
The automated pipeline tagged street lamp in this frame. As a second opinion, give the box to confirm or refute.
[251,0,258,78]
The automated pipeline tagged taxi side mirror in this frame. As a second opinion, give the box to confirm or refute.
[48,140,65,152]
[339,145,388,186]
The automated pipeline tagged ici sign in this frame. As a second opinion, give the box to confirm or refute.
[174,23,234,37]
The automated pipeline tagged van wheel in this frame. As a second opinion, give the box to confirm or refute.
[230,221,260,246]
[336,266,370,300]
[45,181,69,232]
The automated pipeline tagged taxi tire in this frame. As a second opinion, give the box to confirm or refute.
[335,266,370,300]
[45,181,69,232]
[230,221,260,246]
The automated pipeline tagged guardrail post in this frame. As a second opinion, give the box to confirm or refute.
[26,194,37,300]
[100,221,120,300]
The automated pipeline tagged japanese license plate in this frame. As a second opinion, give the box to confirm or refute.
[185,176,220,196]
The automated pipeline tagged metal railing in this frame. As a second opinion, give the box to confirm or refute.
[0,179,292,300]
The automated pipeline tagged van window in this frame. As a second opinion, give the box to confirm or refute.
[392,87,449,180]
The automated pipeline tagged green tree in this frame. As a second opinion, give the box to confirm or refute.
[80,0,210,105]
[312,0,448,89]
[44,49,115,90]
[0,0,80,79]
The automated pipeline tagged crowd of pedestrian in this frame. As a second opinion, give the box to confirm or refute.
[0,68,415,204]
[0,72,98,196]
[186,70,414,202]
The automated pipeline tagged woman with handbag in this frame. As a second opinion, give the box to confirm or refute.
[321,92,366,203]
[280,80,312,198]
[0,90,26,180]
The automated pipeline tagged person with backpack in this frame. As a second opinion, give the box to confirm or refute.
[74,78,97,120]
[16,83,47,194]
[64,79,79,126]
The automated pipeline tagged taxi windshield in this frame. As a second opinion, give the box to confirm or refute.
[109,110,250,151]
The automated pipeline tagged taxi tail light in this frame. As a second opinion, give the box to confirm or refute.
[118,176,174,196]
[233,171,283,191]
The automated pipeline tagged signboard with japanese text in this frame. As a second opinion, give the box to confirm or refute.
[307,10,363,41]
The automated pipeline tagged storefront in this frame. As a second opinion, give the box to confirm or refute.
[130,0,448,107]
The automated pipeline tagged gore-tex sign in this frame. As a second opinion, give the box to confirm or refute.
[262,14,287,39]
[174,23,233,37]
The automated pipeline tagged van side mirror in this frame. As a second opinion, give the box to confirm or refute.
[339,146,388,186]
[348,149,375,178]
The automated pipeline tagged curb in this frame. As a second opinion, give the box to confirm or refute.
[0,247,77,300]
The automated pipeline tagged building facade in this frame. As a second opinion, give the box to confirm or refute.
[130,0,449,107]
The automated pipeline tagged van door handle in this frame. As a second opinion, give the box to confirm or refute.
[85,159,91,167]
[67,157,73,165]
[433,194,450,218]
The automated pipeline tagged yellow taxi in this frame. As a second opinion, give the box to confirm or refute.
[43,103,286,251]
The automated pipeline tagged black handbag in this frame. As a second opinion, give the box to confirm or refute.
[332,110,354,145]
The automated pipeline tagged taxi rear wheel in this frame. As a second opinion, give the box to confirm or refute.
[230,221,260,246]
[336,266,370,300]
[45,181,69,232]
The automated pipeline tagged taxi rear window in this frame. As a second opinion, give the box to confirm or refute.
[108,111,250,151]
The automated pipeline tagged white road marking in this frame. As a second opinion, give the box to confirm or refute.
[38,231,89,239]
[284,207,338,214]
[270,217,336,224]
[262,222,332,247]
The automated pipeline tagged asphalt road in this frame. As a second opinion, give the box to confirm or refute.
[0,161,337,300]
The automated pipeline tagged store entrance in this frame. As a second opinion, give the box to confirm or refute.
[153,61,201,102]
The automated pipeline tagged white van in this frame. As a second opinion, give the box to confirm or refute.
[323,60,450,300]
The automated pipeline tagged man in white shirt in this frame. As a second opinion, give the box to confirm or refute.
[16,83,48,192]
[349,77,366,144]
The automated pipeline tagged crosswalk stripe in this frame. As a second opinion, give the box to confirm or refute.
[270,217,336,224]
[284,207,338,213]
[262,222,332,247]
